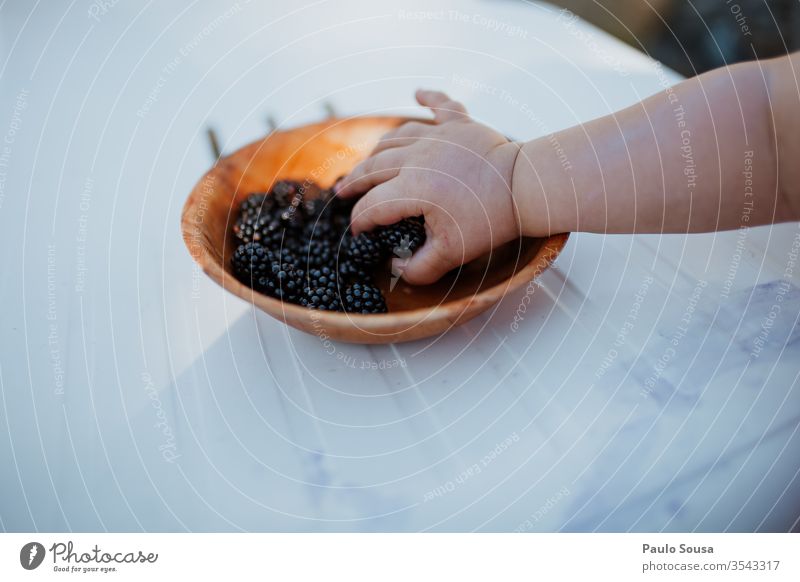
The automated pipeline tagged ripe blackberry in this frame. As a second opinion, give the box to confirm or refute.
[297,237,335,270]
[233,245,304,303]
[257,217,289,249]
[377,216,426,256]
[233,194,276,244]
[238,193,273,217]
[278,192,307,229]
[332,208,353,232]
[231,242,272,285]
[233,214,267,244]
[342,282,387,314]
[337,258,371,284]
[279,234,306,258]
[331,191,354,214]
[303,267,343,311]
[302,197,326,220]
[345,232,384,267]
[261,252,304,303]
[322,191,355,232]
[231,180,415,315]
[302,218,338,243]
[271,180,304,208]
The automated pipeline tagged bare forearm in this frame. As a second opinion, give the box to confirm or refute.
[512,55,799,235]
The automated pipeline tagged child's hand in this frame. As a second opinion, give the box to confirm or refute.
[335,90,521,285]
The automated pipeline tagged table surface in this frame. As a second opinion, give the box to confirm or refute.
[1,0,798,532]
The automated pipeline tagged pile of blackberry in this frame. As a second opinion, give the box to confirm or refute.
[230,179,426,314]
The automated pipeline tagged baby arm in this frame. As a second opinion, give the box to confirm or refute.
[337,53,800,284]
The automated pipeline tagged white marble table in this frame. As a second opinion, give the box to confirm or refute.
[0,0,798,532]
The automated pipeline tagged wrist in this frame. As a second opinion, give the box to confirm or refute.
[510,137,576,236]
[484,140,524,242]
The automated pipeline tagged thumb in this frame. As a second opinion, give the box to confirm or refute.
[415,89,468,124]
[393,242,450,286]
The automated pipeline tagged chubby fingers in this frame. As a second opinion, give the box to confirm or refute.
[416,89,468,124]
[335,89,465,198]
[349,180,419,236]
[352,185,454,285]
[334,147,409,199]
[369,120,433,156]
[392,242,453,286]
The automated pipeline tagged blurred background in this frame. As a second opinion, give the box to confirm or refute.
[553,0,799,75]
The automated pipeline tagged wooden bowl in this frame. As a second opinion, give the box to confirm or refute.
[181,116,568,344]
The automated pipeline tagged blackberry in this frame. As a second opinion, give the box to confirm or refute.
[331,191,355,214]
[331,211,351,234]
[303,267,342,311]
[231,242,272,285]
[257,217,289,249]
[297,237,335,270]
[280,234,307,257]
[342,282,387,314]
[231,180,423,315]
[377,216,426,256]
[345,232,384,267]
[326,191,355,232]
[302,218,338,243]
[248,247,304,303]
[238,193,273,217]
[278,192,307,229]
[298,183,323,213]
[337,259,372,284]
[271,180,304,208]
[234,213,268,244]
[302,197,326,220]
[233,194,276,244]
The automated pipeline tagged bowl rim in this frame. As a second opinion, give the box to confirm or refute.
[181,115,570,333]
